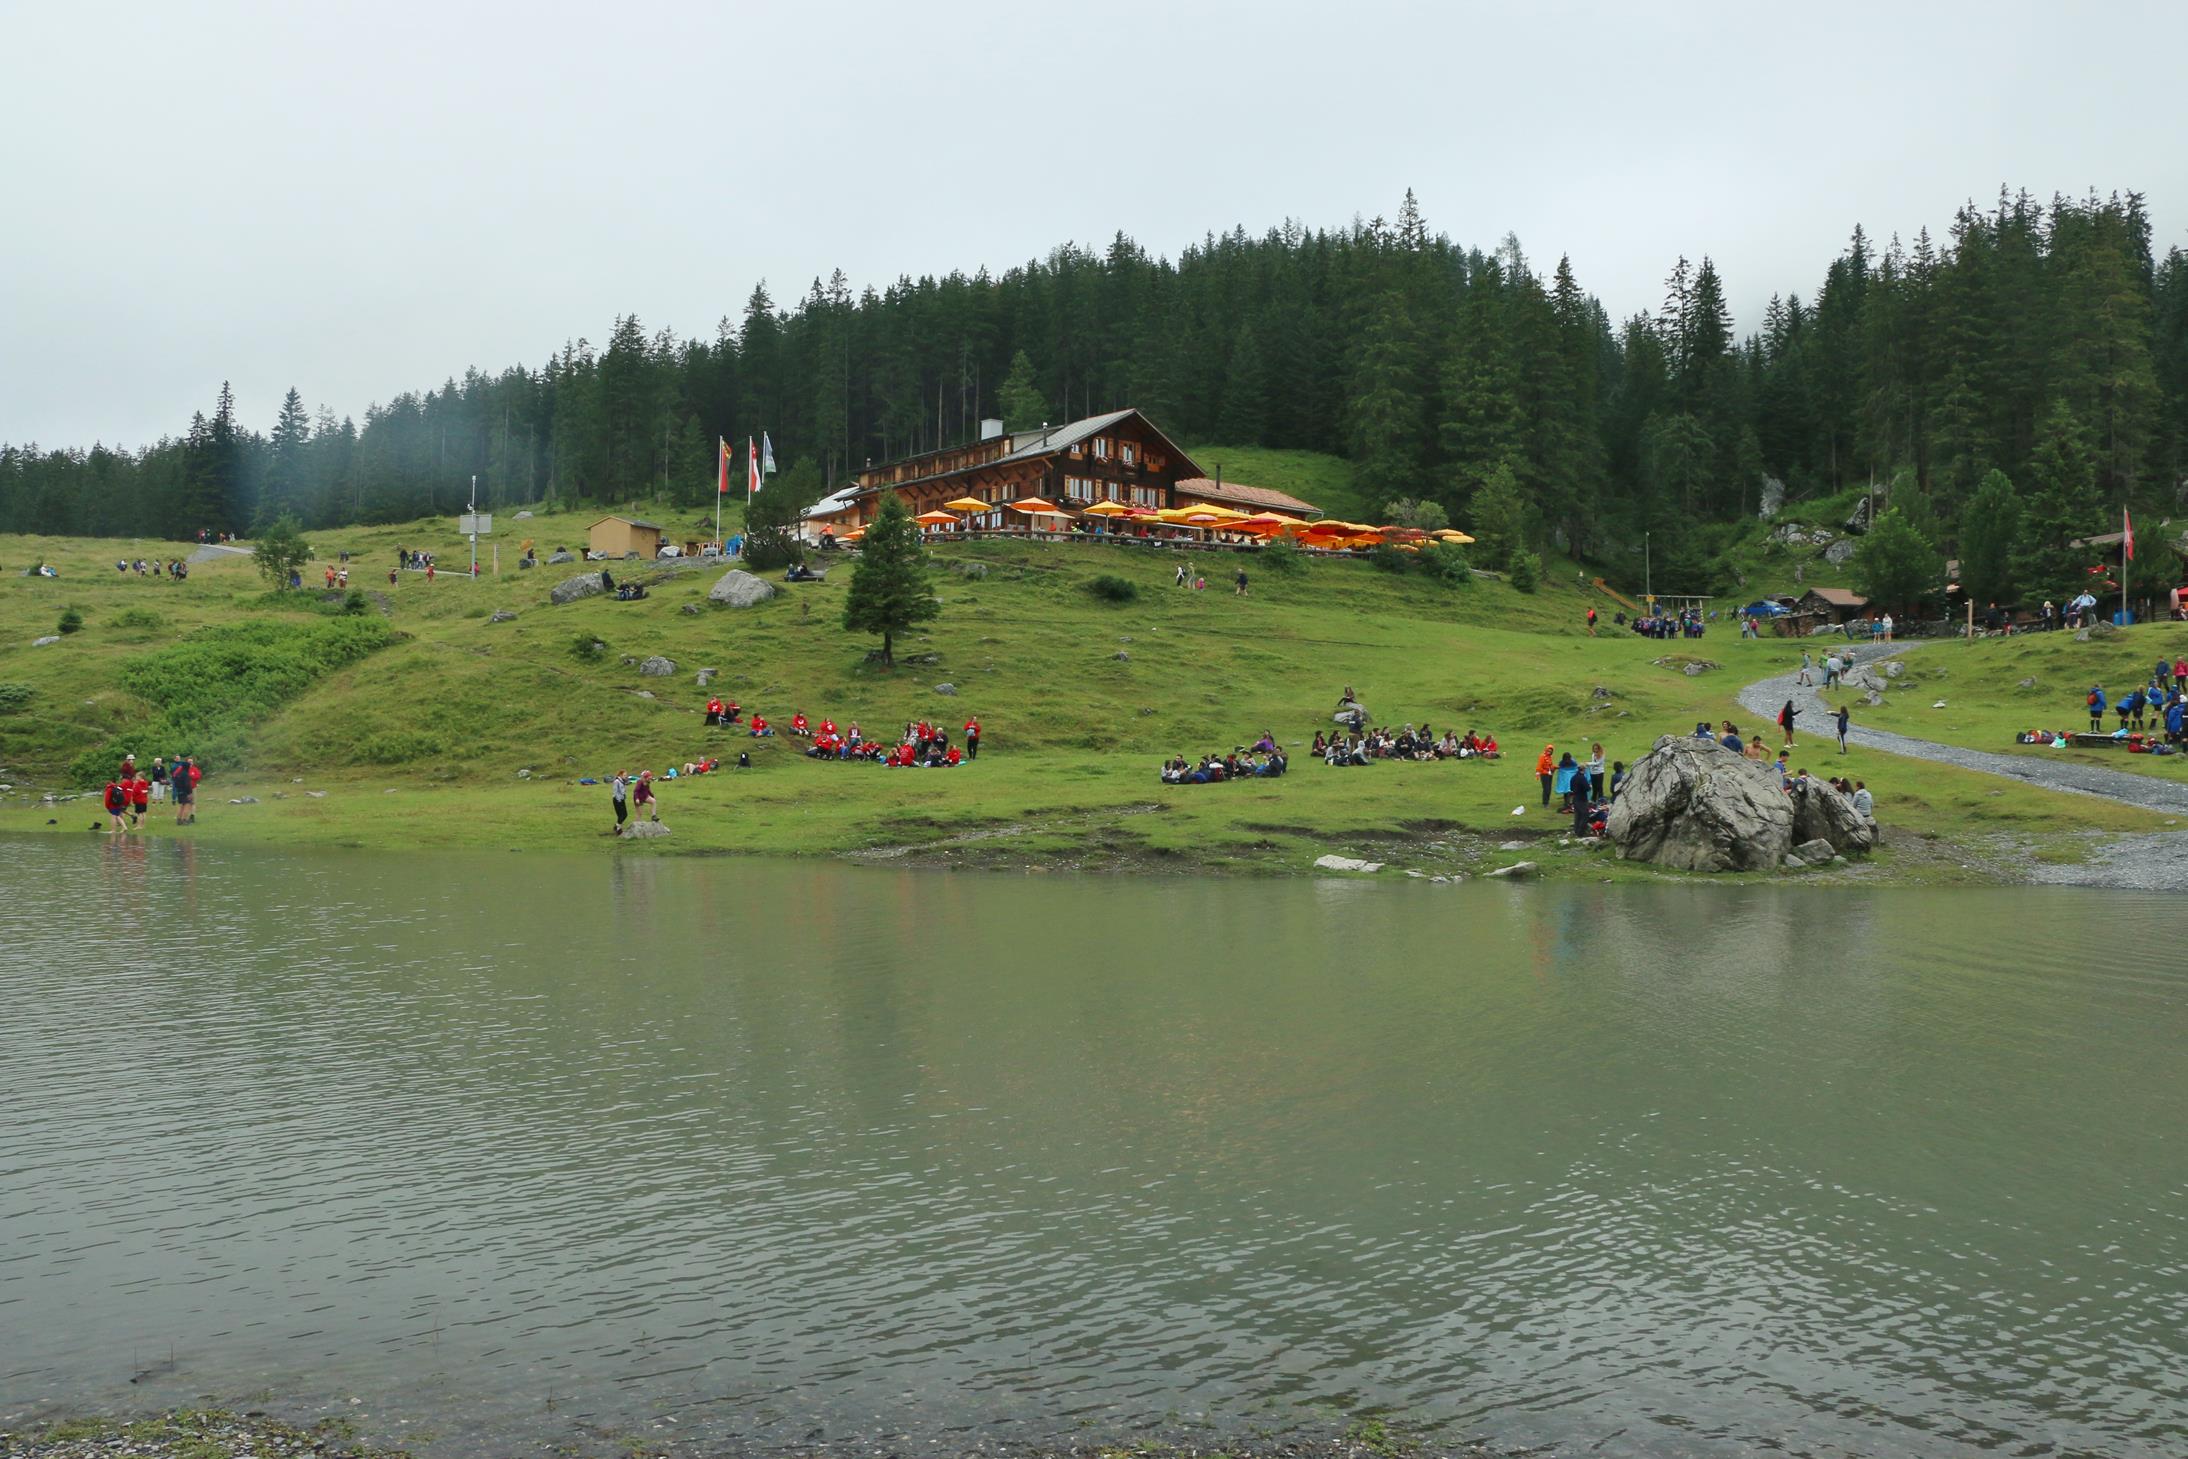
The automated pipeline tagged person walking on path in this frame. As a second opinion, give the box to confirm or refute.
[610,772,629,834]
[1535,744,1556,808]
[1835,704,1851,753]
[1778,699,1799,747]
[1798,650,1814,686]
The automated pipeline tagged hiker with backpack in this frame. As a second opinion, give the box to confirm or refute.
[2087,685,2106,733]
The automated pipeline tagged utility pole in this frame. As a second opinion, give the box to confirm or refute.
[468,474,478,577]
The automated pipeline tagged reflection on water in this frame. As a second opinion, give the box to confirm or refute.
[2,837,2184,1458]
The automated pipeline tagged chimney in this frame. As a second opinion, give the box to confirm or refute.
[979,417,1004,442]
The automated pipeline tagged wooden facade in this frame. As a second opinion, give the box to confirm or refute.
[588,516,664,558]
[809,409,1206,532]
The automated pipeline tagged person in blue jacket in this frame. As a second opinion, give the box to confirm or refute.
[2120,685,2142,731]
[2088,684,2106,732]
[2167,697,2185,744]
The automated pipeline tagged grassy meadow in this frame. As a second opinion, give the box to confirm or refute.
[0,501,2171,878]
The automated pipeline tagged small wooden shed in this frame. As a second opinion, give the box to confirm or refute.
[588,516,663,559]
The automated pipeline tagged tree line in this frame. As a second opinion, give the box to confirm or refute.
[5,186,2182,602]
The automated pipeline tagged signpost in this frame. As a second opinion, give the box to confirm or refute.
[459,475,491,577]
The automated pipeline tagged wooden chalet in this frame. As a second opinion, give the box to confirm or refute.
[1792,586,1869,624]
[808,409,1207,533]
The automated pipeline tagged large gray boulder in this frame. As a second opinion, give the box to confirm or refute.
[1789,779,1877,855]
[1606,735,1793,872]
[548,549,576,565]
[708,569,777,608]
[619,819,670,839]
[551,571,607,606]
[639,656,676,677]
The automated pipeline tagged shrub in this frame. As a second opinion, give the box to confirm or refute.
[1367,544,1412,575]
[1257,537,1306,574]
[57,607,84,634]
[341,589,370,615]
[0,682,33,713]
[357,730,443,764]
[1508,550,1541,594]
[570,634,609,661]
[1384,497,1451,531]
[64,617,399,787]
[111,607,167,631]
[1418,542,1471,584]
[1087,573,1139,603]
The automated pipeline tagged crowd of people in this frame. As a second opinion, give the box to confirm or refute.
[97,752,201,832]
[1315,724,1500,764]
[1161,737,1288,782]
[2077,664,2188,750]
[1619,608,1705,639]
[114,557,191,579]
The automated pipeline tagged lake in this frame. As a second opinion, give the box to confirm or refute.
[2,836,2183,1457]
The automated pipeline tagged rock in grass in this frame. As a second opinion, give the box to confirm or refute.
[489,609,517,623]
[933,682,957,695]
[548,549,575,564]
[708,569,777,607]
[680,603,701,615]
[1313,854,1384,873]
[1486,861,1537,878]
[1790,837,1839,865]
[1606,735,1793,872]
[695,667,717,686]
[1789,780,1877,855]
[639,656,676,677]
[620,820,670,839]
[32,635,59,646]
[551,571,608,605]
[228,796,259,805]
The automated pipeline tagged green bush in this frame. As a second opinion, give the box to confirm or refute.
[1087,573,1138,603]
[57,607,84,635]
[1367,544,1412,575]
[1257,537,1306,574]
[1418,542,1471,584]
[341,589,370,615]
[357,730,443,764]
[0,682,33,713]
[570,633,609,661]
[65,617,400,787]
[111,607,167,631]
[1508,550,1541,594]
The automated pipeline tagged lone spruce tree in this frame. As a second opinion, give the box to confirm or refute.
[842,494,937,667]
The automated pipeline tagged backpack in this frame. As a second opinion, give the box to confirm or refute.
[2088,691,2100,707]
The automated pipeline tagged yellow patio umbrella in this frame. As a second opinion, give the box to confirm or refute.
[1433,529,1477,544]
[1081,500,1133,516]
[941,497,989,513]
[1176,501,1251,520]
[914,510,959,526]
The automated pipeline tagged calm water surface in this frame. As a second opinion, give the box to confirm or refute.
[1,836,2183,1457]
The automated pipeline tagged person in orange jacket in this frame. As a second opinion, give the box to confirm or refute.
[1535,743,1556,808]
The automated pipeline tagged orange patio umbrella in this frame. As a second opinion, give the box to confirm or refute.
[941,497,989,513]
[914,510,960,526]
[1006,498,1058,513]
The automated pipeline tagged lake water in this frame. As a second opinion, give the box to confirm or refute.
[2,837,2184,1458]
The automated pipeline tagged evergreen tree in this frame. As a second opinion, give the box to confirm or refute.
[252,514,312,589]
[841,493,938,667]
[262,387,310,526]
[997,350,1048,430]
[1214,320,1269,443]
[1467,459,1533,569]
[1956,468,2021,607]
[2013,400,2102,600]
[1349,292,1429,512]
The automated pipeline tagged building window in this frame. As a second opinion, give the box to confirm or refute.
[1121,441,1137,466]
[1093,437,1112,461]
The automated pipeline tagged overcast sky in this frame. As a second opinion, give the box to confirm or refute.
[4,0,2182,449]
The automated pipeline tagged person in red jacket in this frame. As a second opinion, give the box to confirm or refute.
[128,774,151,827]
[705,696,725,726]
[175,756,201,824]
[749,714,771,737]
[791,711,810,737]
[102,779,129,833]
[963,717,981,760]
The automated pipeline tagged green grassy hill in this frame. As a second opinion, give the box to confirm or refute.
[0,510,2166,876]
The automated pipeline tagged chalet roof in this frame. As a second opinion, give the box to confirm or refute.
[850,408,1203,500]
[1799,586,1868,607]
[803,485,862,521]
[591,515,661,531]
[1171,477,1323,518]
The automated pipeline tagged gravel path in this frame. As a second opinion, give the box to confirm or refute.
[185,542,251,564]
[1737,641,2188,889]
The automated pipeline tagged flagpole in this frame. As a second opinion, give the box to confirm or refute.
[2121,506,2130,629]
[715,437,723,550]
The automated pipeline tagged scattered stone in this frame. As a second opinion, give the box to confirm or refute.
[680,603,701,615]
[708,568,777,607]
[306,790,327,798]
[2018,677,2038,689]
[1884,659,1905,678]
[1791,837,1839,865]
[695,667,718,686]
[1824,539,1857,565]
[933,682,958,695]
[516,769,532,780]
[489,609,517,623]
[1605,734,1793,872]
[514,509,533,518]
[950,560,989,580]
[1758,475,1786,519]
[634,690,656,700]
[1114,650,1130,661]
[1932,699,1948,709]
[550,571,608,606]
[31,635,59,647]
[1683,661,1713,676]
[1404,869,1426,878]
[548,549,576,564]
[1499,839,1527,851]
[1313,855,1384,873]
[639,655,676,676]
[228,796,259,805]
[1783,854,1808,870]
[1591,685,1612,699]
[619,820,671,839]
[620,655,638,666]
[1862,688,1886,707]
[1486,861,1538,878]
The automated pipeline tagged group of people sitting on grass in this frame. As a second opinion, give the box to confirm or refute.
[1160,742,1289,783]
[1314,725,1501,764]
[805,716,977,767]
